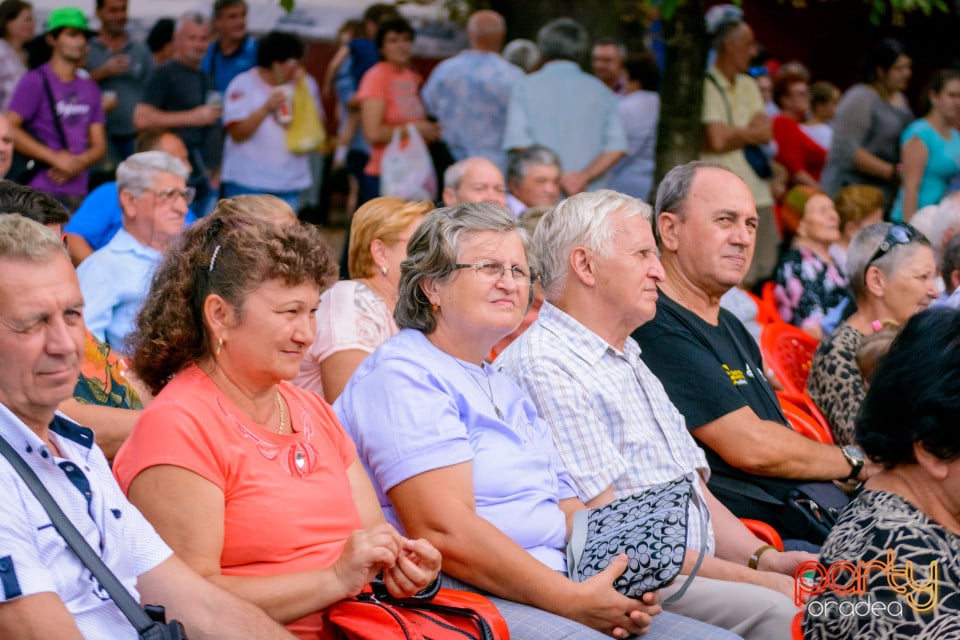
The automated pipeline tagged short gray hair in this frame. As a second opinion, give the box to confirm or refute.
[176,10,208,33]
[534,189,652,302]
[396,203,527,333]
[847,222,932,301]
[503,38,540,72]
[443,159,469,192]
[0,214,66,261]
[506,145,561,187]
[653,160,728,245]
[536,18,588,63]
[117,151,190,197]
[914,198,960,262]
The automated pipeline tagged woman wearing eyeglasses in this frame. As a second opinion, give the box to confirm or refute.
[334,203,730,640]
[807,222,938,445]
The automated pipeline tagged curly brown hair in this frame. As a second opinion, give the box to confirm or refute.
[129,214,337,395]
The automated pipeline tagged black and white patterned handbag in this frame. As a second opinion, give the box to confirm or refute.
[566,473,707,604]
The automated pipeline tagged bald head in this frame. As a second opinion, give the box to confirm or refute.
[467,10,505,52]
[0,113,12,179]
[442,157,507,207]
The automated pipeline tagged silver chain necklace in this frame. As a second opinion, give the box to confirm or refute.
[455,359,505,420]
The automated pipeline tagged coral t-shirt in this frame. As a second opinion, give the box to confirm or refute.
[113,365,362,639]
[355,61,426,176]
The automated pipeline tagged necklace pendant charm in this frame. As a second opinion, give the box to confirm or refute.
[294,449,306,470]
[495,407,504,420]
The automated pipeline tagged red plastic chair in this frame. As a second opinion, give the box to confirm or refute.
[792,610,805,639]
[740,518,784,550]
[779,395,835,444]
[761,281,780,321]
[761,322,819,397]
[747,290,779,326]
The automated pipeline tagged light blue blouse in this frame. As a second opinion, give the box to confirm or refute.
[891,118,960,221]
[334,328,576,571]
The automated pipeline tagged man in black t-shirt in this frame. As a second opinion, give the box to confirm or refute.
[133,11,222,214]
[632,160,869,548]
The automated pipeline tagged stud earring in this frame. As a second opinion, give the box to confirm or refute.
[430,303,440,312]
[380,265,388,276]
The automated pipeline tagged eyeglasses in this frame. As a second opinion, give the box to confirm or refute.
[146,187,196,205]
[867,223,921,267]
[453,260,534,285]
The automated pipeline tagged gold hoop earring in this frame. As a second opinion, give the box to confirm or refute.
[215,337,223,357]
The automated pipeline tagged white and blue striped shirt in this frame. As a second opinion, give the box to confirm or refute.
[0,403,171,638]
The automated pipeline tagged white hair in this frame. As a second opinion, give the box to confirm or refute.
[916,196,960,262]
[533,189,652,302]
[117,151,190,196]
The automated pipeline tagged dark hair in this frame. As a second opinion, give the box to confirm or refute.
[256,31,304,68]
[856,307,960,467]
[212,0,246,19]
[0,183,69,226]
[129,212,337,394]
[861,38,907,83]
[809,80,839,109]
[0,0,30,39]
[146,17,174,54]
[624,52,660,92]
[363,3,399,26]
[941,233,960,294]
[772,71,807,109]
[920,68,960,115]
[375,16,413,52]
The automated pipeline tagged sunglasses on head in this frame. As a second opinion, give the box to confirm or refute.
[867,222,920,267]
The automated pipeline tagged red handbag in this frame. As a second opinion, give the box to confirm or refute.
[325,579,509,640]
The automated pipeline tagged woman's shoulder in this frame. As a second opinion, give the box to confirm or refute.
[815,322,862,358]
[824,490,960,561]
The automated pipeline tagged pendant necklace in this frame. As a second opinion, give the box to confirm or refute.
[455,359,505,420]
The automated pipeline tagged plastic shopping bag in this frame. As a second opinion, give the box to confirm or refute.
[286,77,326,154]
[380,123,437,201]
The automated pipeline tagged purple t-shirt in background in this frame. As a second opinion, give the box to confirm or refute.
[8,64,104,196]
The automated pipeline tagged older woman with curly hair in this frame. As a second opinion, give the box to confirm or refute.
[802,307,960,640]
[807,222,938,445]
[335,202,734,640]
[112,205,441,639]
[294,196,430,402]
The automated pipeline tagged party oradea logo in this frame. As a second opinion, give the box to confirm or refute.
[795,550,938,618]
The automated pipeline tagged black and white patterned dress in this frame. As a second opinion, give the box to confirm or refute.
[802,490,960,639]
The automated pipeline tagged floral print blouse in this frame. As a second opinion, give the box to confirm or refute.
[774,246,854,335]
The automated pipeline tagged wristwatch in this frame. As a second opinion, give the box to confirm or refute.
[840,445,865,481]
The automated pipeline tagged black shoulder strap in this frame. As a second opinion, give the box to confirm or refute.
[0,434,154,634]
[39,68,69,151]
[705,72,733,125]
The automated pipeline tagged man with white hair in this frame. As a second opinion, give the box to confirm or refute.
[503,18,625,196]
[497,189,804,639]
[77,151,191,350]
[441,156,507,207]
[422,10,522,171]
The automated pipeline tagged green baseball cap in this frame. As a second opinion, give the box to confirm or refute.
[46,7,92,34]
